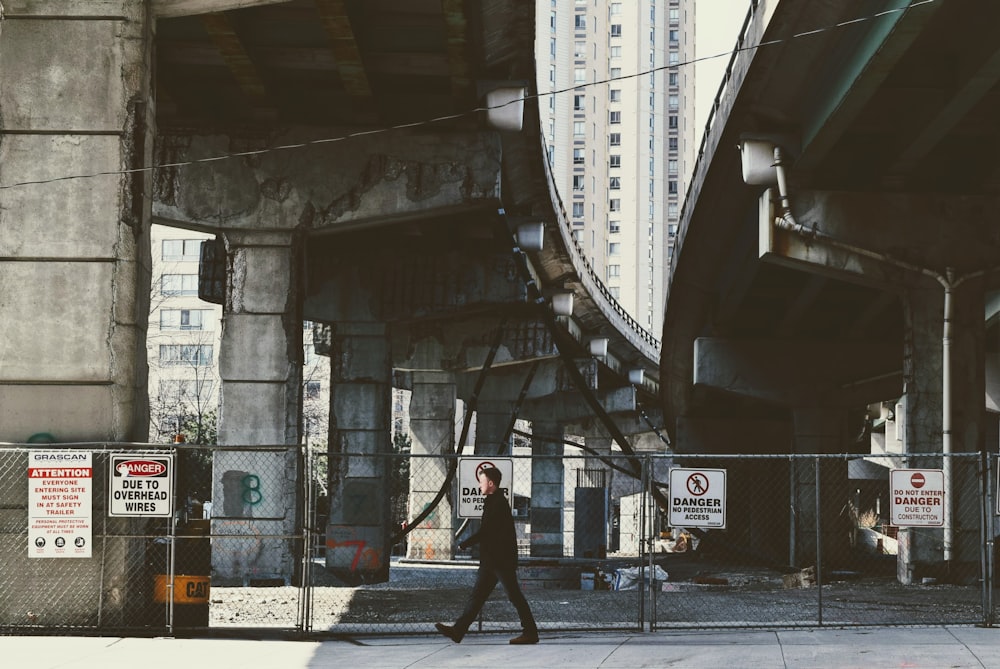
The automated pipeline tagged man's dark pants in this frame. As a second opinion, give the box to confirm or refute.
[454,564,537,637]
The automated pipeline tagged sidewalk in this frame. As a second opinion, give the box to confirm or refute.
[4,626,1000,669]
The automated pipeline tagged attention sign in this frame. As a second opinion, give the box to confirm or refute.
[109,454,173,516]
[890,468,944,527]
[28,451,93,558]
[457,457,513,518]
[668,467,727,529]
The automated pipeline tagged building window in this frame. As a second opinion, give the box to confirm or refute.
[609,198,621,211]
[160,308,213,331]
[573,94,585,111]
[609,111,621,124]
[573,148,585,165]
[609,133,621,146]
[669,137,678,150]
[668,115,678,129]
[608,242,620,255]
[572,202,585,217]
[669,29,679,43]
[668,180,678,194]
[668,203,678,218]
[607,265,621,279]
[669,51,679,65]
[550,38,557,57]
[609,155,621,168]
[669,72,678,87]
[161,274,199,296]
[609,46,621,58]
[610,2,622,15]
[305,381,322,400]
[162,239,203,262]
[610,24,621,38]
[574,67,586,84]
[574,40,586,58]
[574,121,585,136]
[669,95,679,109]
[573,175,585,191]
[609,177,621,190]
[610,67,621,79]
[609,220,621,233]
[610,88,621,103]
[669,8,679,23]
[159,344,213,367]
[574,14,586,30]
[668,160,678,175]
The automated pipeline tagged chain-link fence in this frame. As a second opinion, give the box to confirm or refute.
[0,446,997,636]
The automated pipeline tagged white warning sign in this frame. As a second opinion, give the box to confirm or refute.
[109,454,174,517]
[890,468,944,527]
[28,450,93,558]
[457,457,513,518]
[668,468,727,529]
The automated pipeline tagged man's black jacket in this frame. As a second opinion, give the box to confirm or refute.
[461,491,517,570]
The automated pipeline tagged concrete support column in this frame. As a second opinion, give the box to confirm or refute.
[531,422,564,557]
[474,400,514,455]
[406,372,456,561]
[898,281,986,584]
[0,0,154,628]
[325,322,393,584]
[790,408,853,569]
[0,1,154,442]
[213,231,302,585]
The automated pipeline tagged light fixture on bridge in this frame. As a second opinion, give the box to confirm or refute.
[628,369,645,385]
[589,338,609,357]
[485,86,527,132]
[739,139,779,186]
[551,292,574,316]
[516,222,545,251]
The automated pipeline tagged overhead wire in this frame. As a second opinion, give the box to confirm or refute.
[0,0,939,192]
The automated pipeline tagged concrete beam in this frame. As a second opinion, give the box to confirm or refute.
[520,386,636,424]
[152,0,289,18]
[694,337,901,408]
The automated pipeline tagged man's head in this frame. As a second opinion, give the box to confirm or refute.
[478,467,502,495]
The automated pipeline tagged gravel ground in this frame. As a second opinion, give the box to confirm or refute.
[205,556,988,632]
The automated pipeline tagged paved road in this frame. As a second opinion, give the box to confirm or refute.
[5,626,1000,669]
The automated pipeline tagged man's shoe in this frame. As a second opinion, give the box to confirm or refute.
[435,622,462,643]
[509,633,539,645]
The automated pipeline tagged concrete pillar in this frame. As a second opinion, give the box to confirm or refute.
[789,408,853,569]
[406,372,456,561]
[0,1,153,442]
[898,281,986,584]
[325,322,393,584]
[213,231,302,585]
[531,422,564,557]
[474,400,514,455]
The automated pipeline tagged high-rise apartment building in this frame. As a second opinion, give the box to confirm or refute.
[535,0,695,335]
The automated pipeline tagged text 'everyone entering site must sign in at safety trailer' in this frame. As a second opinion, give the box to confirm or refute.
[28,451,93,558]
[109,454,174,516]
[890,468,944,527]
[668,467,727,529]
[458,457,513,518]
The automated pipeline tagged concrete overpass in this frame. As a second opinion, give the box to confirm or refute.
[662,0,1000,584]
[0,0,663,593]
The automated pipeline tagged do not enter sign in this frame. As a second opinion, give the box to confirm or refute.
[889,469,943,527]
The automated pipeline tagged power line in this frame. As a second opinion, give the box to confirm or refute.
[0,0,939,192]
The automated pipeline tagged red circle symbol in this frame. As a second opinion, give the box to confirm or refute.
[686,473,709,496]
[910,472,926,489]
[476,461,496,479]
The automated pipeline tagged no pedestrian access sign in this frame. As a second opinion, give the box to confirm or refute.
[457,457,513,518]
[668,467,727,529]
[890,468,944,527]
[108,454,173,517]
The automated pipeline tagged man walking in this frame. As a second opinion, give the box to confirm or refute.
[436,466,539,644]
